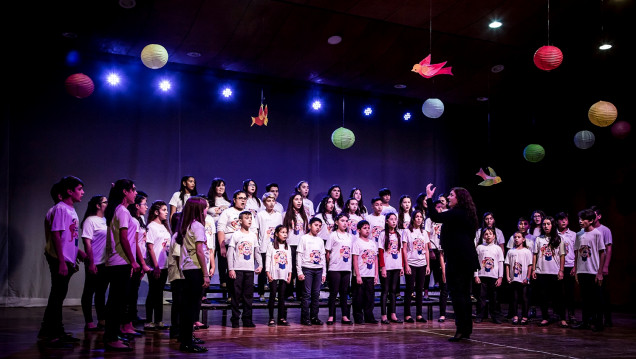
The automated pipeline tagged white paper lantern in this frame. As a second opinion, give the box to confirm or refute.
[574,130,595,149]
[141,44,169,69]
[422,98,444,118]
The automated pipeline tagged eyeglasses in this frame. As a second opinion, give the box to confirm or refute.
[236,197,247,200]
[101,201,108,205]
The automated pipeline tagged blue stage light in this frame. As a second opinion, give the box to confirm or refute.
[159,80,171,92]
[363,107,373,116]
[403,112,412,121]
[312,100,322,110]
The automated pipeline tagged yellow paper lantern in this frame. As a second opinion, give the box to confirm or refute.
[141,44,168,69]
[588,101,617,127]
[331,127,355,149]
[523,144,545,163]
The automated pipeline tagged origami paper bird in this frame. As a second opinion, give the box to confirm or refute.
[476,167,502,186]
[411,54,453,78]
[251,104,268,126]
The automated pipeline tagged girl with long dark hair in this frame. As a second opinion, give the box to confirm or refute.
[378,213,404,324]
[169,176,197,220]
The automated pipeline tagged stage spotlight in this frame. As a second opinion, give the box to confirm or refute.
[489,20,502,29]
[106,73,121,86]
[403,112,412,121]
[222,87,233,98]
[312,100,322,111]
[159,80,171,92]
[363,107,373,116]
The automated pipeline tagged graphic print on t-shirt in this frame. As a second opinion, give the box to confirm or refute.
[540,243,554,261]
[514,262,522,278]
[579,245,590,261]
[389,239,400,259]
[361,249,375,269]
[229,218,241,231]
[294,219,304,235]
[274,250,288,269]
[413,237,426,255]
[238,241,253,260]
[348,219,358,235]
[482,257,495,272]
[310,250,321,264]
[267,227,275,242]
[339,246,351,262]
[371,226,383,242]
[70,218,79,247]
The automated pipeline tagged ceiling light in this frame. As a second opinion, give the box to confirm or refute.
[599,43,612,50]
[403,112,412,121]
[159,80,171,92]
[222,87,232,98]
[394,84,407,89]
[327,35,342,45]
[491,64,504,73]
[311,100,322,110]
[363,107,373,116]
[107,73,121,86]
[489,21,502,29]
[187,51,202,57]
[477,97,488,102]
[119,0,136,8]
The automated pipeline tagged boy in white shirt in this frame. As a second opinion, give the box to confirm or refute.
[366,197,386,243]
[40,176,86,347]
[256,192,283,302]
[556,212,577,323]
[262,183,285,213]
[297,217,326,326]
[379,188,397,216]
[474,228,504,324]
[227,211,263,328]
[572,209,606,331]
[352,220,379,324]
[591,205,613,327]
[217,190,248,293]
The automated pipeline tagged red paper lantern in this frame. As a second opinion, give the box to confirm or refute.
[65,73,94,98]
[611,121,631,139]
[533,46,563,71]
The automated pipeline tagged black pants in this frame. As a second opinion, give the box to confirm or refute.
[380,269,400,316]
[286,245,303,299]
[104,264,132,343]
[476,277,499,319]
[352,276,376,323]
[146,268,168,323]
[404,265,427,318]
[125,270,143,323]
[424,250,447,316]
[40,255,74,338]
[258,253,268,296]
[509,281,529,318]
[578,273,603,327]
[601,273,612,325]
[268,279,288,320]
[327,271,351,318]
[180,269,203,345]
[169,279,184,338]
[81,263,108,324]
[301,267,322,321]
[217,246,229,286]
[447,269,474,336]
[536,274,564,320]
[562,267,576,319]
[231,270,255,323]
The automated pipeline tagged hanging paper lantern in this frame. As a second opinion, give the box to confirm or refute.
[141,44,169,69]
[523,144,545,163]
[611,121,631,139]
[588,101,617,127]
[65,73,94,98]
[574,130,595,149]
[533,46,563,71]
[422,98,444,118]
[331,127,355,149]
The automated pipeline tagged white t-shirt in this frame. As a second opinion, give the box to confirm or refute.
[347,213,364,237]
[167,233,184,282]
[475,242,504,279]
[228,230,261,271]
[596,224,613,247]
[424,218,442,251]
[204,215,217,251]
[326,231,353,272]
[245,197,261,217]
[169,192,190,213]
[46,201,80,263]
[365,213,385,243]
[381,205,398,216]
[505,247,533,283]
[107,204,138,266]
[559,229,577,267]
[260,201,284,214]
[296,234,326,276]
[82,215,107,265]
[217,207,245,245]
[209,197,231,223]
[352,238,378,278]
[266,242,292,280]
[404,228,430,267]
[506,233,536,250]
[146,221,171,269]
[256,210,283,254]
[474,228,506,247]
[302,198,315,218]
[399,212,411,230]
[531,226,542,238]
[181,220,206,271]
[575,228,605,274]
[314,213,334,241]
[378,231,403,271]
[132,218,147,260]
[533,235,565,275]
[283,211,306,246]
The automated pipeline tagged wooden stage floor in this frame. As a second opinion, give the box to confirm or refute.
[1,305,635,359]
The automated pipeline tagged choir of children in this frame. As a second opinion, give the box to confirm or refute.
[40,175,615,353]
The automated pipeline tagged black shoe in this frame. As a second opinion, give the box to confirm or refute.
[44,338,74,349]
[474,318,482,323]
[405,318,415,323]
[381,319,390,325]
[326,320,334,326]
[311,318,323,325]
[243,322,256,328]
[390,318,403,324]
[231,322,240,328]
[341,320,353,325]
[59,334,81,343]
[448,332,470,342]
[179,344,208,353]
[192,336,205,344]
[278,319,291,326]
[301,320,312,326]
[571,322,589,330]
[538,320,550,327]
[366,319,379,324]
[492,317,502,324]
[438,317,446,323]
[416,317,428,323]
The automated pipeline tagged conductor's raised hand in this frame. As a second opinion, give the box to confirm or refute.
[426,183,436,199]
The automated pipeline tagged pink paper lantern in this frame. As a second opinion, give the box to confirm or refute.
[611,121,631,139]
[533,46,563,71]
[65,73,94,98]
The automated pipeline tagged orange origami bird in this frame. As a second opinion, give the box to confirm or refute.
[412,54,453,78]
[251,104,268,126]
[476,167,502,186]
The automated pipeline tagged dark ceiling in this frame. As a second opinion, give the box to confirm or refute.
[28,0,635,106]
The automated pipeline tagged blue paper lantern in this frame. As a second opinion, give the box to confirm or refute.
[422,98,444,118]
[574,130,595,149]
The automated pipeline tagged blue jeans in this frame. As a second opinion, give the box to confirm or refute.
[301,267,323,321]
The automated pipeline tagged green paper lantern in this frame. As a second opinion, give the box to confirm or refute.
[574,130,595,149]
[523,144,545,163]
[331,127,355,149]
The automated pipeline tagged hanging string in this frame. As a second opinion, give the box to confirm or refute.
[429,0,432,55]
[261,88,264,104]
[547,0,551,45]
[342,96,345,127]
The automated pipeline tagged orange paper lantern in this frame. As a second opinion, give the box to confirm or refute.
[65,73,94,99]
[533,46,563,71]
[588,101,617,127]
